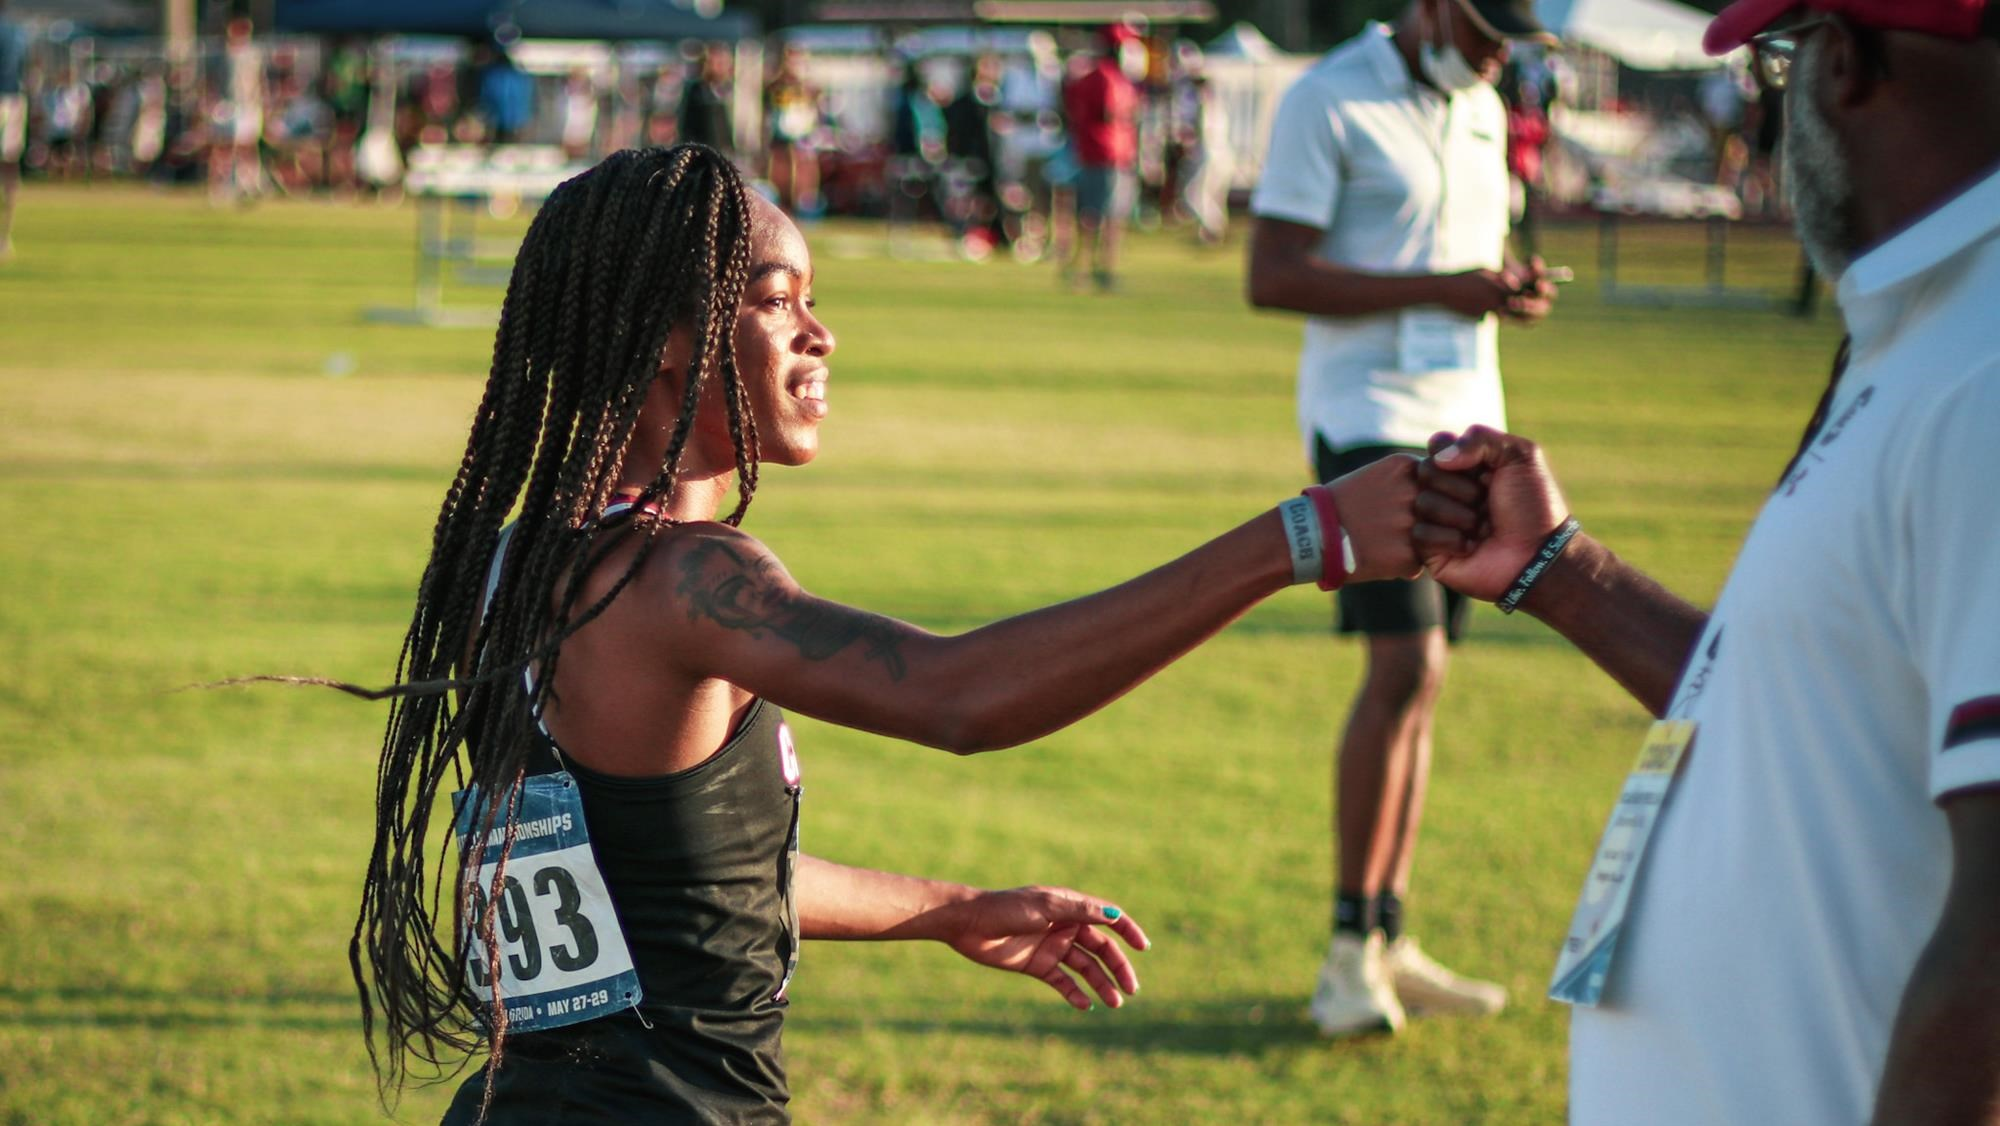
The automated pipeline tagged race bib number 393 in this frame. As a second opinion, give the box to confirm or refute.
[454,773,642,1032]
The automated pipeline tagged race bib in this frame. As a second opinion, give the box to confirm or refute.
[1549,720,1694,1007]
[1397,307,1481,373]
[454,773,642,1032]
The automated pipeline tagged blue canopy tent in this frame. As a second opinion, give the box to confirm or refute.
[273,0,755,41]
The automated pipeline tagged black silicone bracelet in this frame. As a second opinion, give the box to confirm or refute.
[1497,517,1581,614]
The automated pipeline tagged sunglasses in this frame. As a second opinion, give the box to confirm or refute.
[1747,13,1834,90]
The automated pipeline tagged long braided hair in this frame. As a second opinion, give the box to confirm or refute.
[353,145,761,1103]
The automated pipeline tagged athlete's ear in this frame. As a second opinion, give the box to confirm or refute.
[655,324,696,386]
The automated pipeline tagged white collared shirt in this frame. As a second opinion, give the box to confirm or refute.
[1568,165,2000,1124]
[1250,23,1512,456]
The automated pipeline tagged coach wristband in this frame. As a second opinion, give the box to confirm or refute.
[1301,485,1352,591]
[1497,517,1581,614]
[1276,495,1325,585]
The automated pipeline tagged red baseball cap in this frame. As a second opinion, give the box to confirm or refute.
[1704,0,1988,55]
[1100,22,1143,47]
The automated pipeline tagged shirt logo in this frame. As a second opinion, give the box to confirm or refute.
[1780,387,1874,497]
[778,721,802,789]
[1673,628,1724,718]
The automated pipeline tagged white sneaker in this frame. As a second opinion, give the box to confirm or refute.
[1309,932,1406,1037]
[1386,935,1507,1017]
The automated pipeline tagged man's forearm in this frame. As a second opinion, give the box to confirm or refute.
[1872,793,2000,1125]
[1248,256,1454,318]
[1518,534,1709,718]
[1871,941,2000,1124]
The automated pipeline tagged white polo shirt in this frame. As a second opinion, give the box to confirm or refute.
[1568,165,2000,1124]
[1250,23,1512,457]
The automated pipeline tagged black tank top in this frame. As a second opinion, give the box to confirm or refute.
[446,526,803,1124]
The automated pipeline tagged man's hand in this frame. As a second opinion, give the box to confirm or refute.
[1415,425,1571,600]
[939,887,1150,1011]
[1504,256,1559,323]
[1414,427,1708,716]
[1327,452,1483,583]
[1434,268,1523,319]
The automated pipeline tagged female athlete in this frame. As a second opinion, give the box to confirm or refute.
[353,144,1469,1123]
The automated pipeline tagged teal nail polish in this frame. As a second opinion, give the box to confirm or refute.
[1103,906,1122,920]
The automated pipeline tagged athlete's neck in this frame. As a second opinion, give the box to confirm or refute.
[615,379,745,523]
[612,463,732,524]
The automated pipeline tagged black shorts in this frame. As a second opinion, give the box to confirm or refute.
[1313,436,1470,643]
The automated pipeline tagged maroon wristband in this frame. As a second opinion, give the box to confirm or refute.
[1301,485,1349,591]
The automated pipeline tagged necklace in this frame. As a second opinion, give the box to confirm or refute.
[600,491,678,524]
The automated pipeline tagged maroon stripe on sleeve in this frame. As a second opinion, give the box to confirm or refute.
[1944,696,2000,752]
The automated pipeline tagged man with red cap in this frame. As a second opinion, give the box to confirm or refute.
[1411,1,2000,1120]
[1060,22,1143,291]
[1246,0,1560,1040]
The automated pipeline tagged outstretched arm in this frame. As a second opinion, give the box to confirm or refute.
[645,453,1478,752]
[796,855,1150,1011]
[1416,426,1708,717]
[1870,791,2000,1125]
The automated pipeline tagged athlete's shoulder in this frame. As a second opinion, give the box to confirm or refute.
[637,522,798,615]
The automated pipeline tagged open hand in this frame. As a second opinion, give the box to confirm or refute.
[941,886,1150,1011]
[1415,426,1571,600]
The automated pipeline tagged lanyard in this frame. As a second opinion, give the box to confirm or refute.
[1776,336,1854,488]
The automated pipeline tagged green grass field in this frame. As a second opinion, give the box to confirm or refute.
[0,186,1840,1125]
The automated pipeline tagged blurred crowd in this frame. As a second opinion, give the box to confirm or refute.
[1695,60,1787,216]
[0,19,761,203]
[0,10,1242,260]
[872,26,1237,268]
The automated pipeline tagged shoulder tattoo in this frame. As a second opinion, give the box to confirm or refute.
[675,539,909,681]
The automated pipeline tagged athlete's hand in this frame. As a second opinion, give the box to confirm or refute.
[1415,426,1571,601]
[1328,452,1482,583]
[939,887,1149,1011]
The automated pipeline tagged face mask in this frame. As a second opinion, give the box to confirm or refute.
[1419,1,1488,92]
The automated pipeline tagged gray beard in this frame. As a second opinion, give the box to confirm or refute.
[1783,44,1858,280]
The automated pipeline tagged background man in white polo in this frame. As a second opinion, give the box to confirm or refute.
[1415,1,2000,1120]
[1245,0,1558,1036]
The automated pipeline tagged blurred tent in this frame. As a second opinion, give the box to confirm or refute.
[273,0,756,40]
[1204,20,1279,60]
[6,0,153,33]
[810,1,1214,24]
[1535,0,1721,70]
[1196,20,1308,191]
